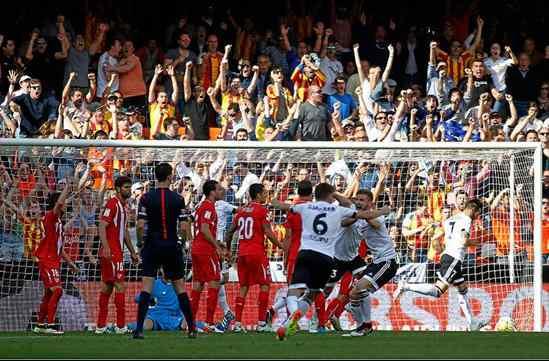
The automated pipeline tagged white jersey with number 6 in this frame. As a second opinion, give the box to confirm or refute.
[291,201,357,258]
[442,213,472,262]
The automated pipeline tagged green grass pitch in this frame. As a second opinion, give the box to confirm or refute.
[1,331,548,359]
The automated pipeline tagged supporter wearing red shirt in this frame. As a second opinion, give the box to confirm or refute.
[191,180,226,329]
[96,176,139,333]
[225,183,283,331]
[33,179,79,334]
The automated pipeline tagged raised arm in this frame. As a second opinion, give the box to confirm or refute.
[54,104,65,139]
[86,73,97,103]
[381,44,395,83]
[353,44,366,86]
[54,178,73,217]
[148,64,163,104]
[465,17,484,55]
[333,192,353,208]
[25,31,39,61]
[184,61,193,102]
[312,22,324,54]
[207,87,222,114]
[271,198,292,212]
[89,23,108,56]
[356,206,391,220]
[247,65,260,95]
[166,65,178,104]
[62,72,77,104]
[320,28,333,59]
[504,94,518,127]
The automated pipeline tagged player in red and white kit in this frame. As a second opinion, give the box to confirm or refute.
[224,183,283,332]
[96,176,139,334]
[191,180,226,331]
[33,179,79,335]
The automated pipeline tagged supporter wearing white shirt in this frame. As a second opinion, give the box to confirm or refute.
[483,43,517,92]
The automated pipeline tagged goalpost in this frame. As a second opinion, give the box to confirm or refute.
[0,139,544,332]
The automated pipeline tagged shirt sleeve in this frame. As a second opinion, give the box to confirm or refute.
[290,203,306,215]
[101,200,116,224]
[199,204,216,226]
[11,94,25,106]
[338,206,357,219]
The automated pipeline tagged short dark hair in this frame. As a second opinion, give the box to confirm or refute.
[93,130,108,138]
[249,183,264,200]
[155,162,173,182]
[449,88,462,97]
[202,180,219,197]
[163,117,179,129]
[46,192,61,211]
[115,176,132,190]
[465,198,482,213]
[356,189,373,201]
[425,95,439,105]
[235,128,248,137]
[297,180,313,197]
[314,183,335,200]
[106,36,122,50]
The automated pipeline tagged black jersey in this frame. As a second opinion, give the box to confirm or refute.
[138,188,189,245]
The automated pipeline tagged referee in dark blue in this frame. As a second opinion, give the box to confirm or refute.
[133,162,196,339]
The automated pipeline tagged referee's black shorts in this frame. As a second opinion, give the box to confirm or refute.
[141,241,185,281]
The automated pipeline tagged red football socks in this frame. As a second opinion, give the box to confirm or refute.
[97,291,111,328]
[114,292,125,328]
[47,288,63,325]
[206,287,219,324]
[258,290,269,322]
[235,296,245,322]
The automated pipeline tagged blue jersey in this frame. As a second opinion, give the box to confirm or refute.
[148,278,181,319]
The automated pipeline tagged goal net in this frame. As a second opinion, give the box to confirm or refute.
[0,140,544,332]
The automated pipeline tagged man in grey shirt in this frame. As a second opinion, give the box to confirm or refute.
[289,85,341,141]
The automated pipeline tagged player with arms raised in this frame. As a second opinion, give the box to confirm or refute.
[224,183,284,332]
[95,176,139,334]
[271,183,390,339]
[393,199,486,331]
[33,178,79,334]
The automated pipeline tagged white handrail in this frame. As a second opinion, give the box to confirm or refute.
[0,139,541,151]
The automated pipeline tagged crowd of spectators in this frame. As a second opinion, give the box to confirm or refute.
[0,0,548,274]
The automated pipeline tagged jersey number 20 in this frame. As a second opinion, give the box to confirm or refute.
[238,217,254,240]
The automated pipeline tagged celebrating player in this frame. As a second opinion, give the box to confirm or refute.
[133,163,196,339]
[224,183,284,332]
[393,199,486,331]
[95,176,139,334]
[33,178,79,334]
[190,180,226,332]
[271,183,390,339]
[342,189,399,336]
